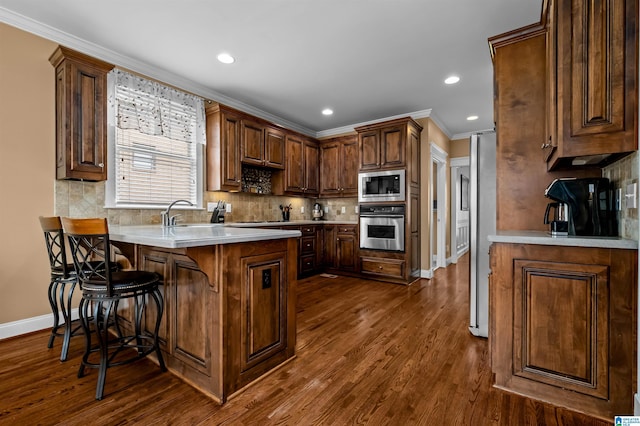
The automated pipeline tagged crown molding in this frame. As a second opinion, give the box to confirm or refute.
[0,7,317,137]
[317,108,441,139]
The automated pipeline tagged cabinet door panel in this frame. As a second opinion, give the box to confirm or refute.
[173,257,210,373]
[264,127,285,169]
[320,142,340,196]
[241,253,287,371]
[513,260,608,399]
[304,141,319,194]
[359,130,380,170]
[380,126,405,168]
[241,119,265,166]
[285,135,304,192]
[138,249,171,351]
[340,138,358,195]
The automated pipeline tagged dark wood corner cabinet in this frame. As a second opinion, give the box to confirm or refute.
[115,238,298,403]
[490,243,637,420]
[544,0,638,169]
[276,134,320,196]
[49,46,114,181]
[319,135,358,198]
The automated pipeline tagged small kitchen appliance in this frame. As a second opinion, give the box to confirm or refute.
[543,202,569,236]
[544,177,616,236]
[358,169,406,203]
[312,203,324,220]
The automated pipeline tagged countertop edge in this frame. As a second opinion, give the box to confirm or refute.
[488,230,638,250]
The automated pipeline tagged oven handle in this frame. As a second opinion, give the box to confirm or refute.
[360,214,405,219]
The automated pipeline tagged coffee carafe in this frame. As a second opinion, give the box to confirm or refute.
[544,202,569,236]
[312,202,323,221]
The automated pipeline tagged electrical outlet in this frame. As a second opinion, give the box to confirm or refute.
[301,206,305,214]
[616,188,623,211]
[324,206,329,213]
[626,183,637,209]
[207,202,216,212]
[341,206,346,214]
[226,203,232,213]
[355,205,359,214]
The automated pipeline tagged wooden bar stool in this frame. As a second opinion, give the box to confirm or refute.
[61,217,166,400]
[39,216,82,361]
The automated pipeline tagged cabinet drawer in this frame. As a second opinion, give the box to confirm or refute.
[300,225,317,235]
[360,257,404,279]
[337,225,357,235]
[300,236,316,254]
[299,253,316,274]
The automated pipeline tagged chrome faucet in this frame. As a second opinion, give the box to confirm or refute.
[161,199,194,227]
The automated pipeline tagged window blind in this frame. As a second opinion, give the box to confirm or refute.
[107,69,205,208]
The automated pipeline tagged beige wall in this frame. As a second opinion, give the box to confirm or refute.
[0,23,58,323]
[450,138,470,158]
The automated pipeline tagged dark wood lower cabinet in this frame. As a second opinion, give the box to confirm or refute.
[490,243,637,420]
[116,238,297,403]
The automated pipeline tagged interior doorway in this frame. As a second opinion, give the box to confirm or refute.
[430,143,447,271]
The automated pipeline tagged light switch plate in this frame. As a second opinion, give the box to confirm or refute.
[301,206,305,214]
[616,188,623,211]
[207,202,216,212]
[324,206,329,213]
[226,203,232,213]
[341,206,346,214]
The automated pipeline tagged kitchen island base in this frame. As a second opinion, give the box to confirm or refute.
[114,237,298,403]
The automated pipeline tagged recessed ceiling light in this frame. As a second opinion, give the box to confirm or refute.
[444,75,460,85]
[217,53,235,64]
[467,115,479,121]
[322,108,334,116]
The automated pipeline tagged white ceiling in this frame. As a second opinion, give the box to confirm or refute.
[0,0,542,138]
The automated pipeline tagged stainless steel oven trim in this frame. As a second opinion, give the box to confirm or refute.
[358,169,406,203]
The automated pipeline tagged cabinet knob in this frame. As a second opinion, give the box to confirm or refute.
[98,163,104,168]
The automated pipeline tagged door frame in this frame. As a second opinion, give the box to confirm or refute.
[450,156,470,264]
[430,142,447,271]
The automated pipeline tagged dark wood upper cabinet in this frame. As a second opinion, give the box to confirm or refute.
[356,118,421,172]
[279,134,319,196]
[49,46,113,181]
[319,135,358,198]
[206,104,242,191]
[240,119,285,170]
[545,0,638,169]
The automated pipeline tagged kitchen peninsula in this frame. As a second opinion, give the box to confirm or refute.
[107,224,301,403]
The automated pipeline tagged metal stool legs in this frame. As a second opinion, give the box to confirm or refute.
[46,276,81,361]
[77,289,166,400]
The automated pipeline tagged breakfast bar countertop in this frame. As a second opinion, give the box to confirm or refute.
[108,224,301,249]
[488,230,638,250]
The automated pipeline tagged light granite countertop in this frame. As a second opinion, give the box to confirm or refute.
[488,230,638,250]
[226,219,358,228]
[108,224,301,249]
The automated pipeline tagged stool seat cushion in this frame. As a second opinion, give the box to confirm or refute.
[82,271,161,296]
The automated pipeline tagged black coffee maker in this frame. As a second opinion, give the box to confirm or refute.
[544,178,617,236]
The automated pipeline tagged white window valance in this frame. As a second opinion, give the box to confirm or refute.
[112,69,205,145]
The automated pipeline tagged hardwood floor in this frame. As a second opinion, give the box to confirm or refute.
[0,254,611,425]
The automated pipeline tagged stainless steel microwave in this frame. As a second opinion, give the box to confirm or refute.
[358,169,405,203]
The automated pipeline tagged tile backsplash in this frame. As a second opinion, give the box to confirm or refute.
[603,151,638,240]
[55,180,359,224]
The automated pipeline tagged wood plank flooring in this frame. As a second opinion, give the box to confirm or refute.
[0,254,612,425]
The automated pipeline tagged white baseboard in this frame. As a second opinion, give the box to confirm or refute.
[0,309,79,340]
[420,269,433,279]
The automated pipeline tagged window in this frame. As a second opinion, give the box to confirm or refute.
[105,69,205,209]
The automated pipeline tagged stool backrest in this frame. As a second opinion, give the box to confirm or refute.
[60,218,115,296]
[39,216,72,279]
